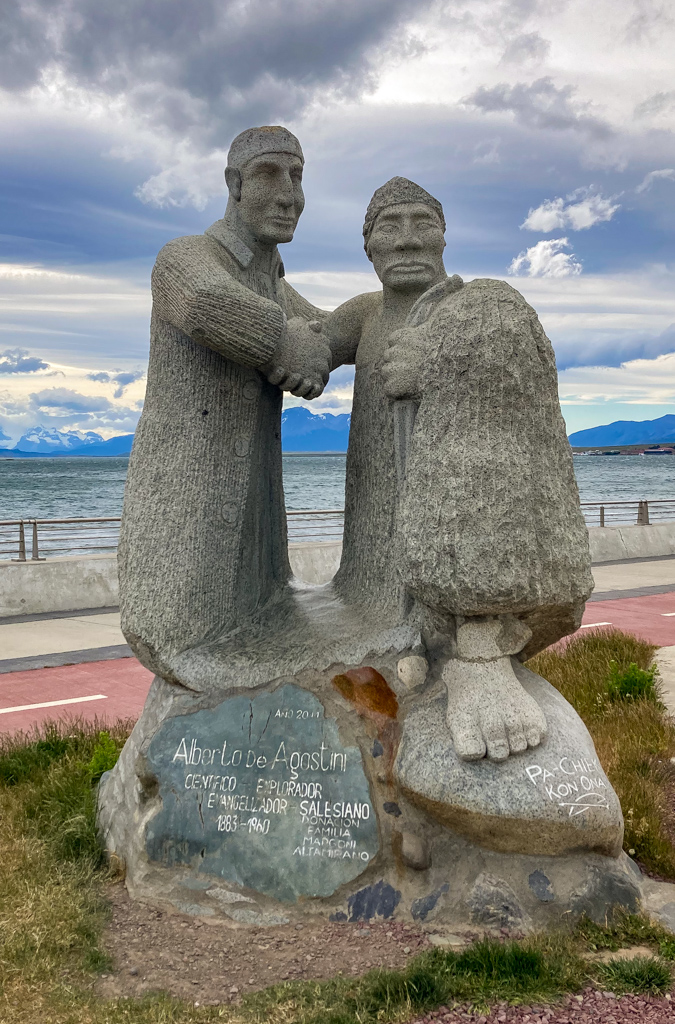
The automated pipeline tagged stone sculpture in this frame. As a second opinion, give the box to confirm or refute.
[119,126,330,677]
[325,177,593,763]
[99,142,650,937]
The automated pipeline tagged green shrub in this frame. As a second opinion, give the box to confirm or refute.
[88,731,121,782]
[607,661,659,703]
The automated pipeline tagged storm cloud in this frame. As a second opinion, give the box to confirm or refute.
[2,0,432,147]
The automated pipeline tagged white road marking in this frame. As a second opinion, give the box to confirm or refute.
[662,612,675,617]
[581,622,613,628]
[0,694,108,716]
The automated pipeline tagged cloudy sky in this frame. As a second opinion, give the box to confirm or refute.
[1,0,674,442]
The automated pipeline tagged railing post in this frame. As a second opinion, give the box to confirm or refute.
[12,520,26,562]
[600,505,605,527]
[637,500,651,525]
[31,520,46,561]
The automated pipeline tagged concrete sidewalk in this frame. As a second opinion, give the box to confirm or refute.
[0,609,125,660]
[0,556,674,668]
[591,556,675,600]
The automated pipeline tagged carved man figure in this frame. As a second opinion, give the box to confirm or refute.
[326,177,593,763]
[119,126,329,677]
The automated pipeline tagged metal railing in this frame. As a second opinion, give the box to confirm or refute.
[579,499,675,528]
[0,518,121,562]
[0,510,346,561]
[2,501,675,560]
[286,509,344,543]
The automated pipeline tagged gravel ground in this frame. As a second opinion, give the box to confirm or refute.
[96,883,675,1020]
[96,882,431,1006]
[410,989,675,1023]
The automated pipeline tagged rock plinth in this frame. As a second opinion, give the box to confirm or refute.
[396,661,623,857]
[99,634,642,932]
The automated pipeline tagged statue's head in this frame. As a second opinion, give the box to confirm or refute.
[225,126,305,245]
[363,177,446,292]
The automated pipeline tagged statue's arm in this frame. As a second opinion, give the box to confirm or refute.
[152,236,284,369]
[281,280,328,324]
[322,292,380,369]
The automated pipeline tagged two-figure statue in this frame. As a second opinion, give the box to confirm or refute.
[100,126,638,931]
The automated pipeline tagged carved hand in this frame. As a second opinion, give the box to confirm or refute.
[381,325,430,401]
[263,318,331,399]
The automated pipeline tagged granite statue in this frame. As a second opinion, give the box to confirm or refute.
[324,177,593,764]
[119,126,330,678]
[98,139,654,937]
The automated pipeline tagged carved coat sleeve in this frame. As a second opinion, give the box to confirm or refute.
[151,235,284,369]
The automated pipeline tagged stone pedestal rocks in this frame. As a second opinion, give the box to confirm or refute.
[99,602,641,933]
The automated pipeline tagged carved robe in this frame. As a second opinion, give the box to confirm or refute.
[398,278,594,657]
[119,220,319,674]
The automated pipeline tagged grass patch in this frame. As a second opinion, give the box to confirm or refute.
[241,936,584,1023]
[529,628,675,878]
[596,955,672,995]
[576,909,674,951]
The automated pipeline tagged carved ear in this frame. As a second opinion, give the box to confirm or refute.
[225,166,242,201]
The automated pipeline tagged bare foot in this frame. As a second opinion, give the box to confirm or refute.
[442,656,547,762]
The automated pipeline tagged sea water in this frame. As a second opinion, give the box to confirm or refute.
[1,453,675,521]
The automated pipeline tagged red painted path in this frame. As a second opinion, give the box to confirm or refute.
[581,591,675,647]
[0,658,153,737]
[2,590,675,737]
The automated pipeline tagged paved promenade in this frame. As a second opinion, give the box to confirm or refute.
[1,556,675,737]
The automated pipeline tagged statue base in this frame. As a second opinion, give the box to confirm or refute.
[98,630,650,933]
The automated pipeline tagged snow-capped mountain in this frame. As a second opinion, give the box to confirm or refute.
[281,407,350,451]
[13,426,104,453]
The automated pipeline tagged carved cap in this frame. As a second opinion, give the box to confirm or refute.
[363,176,445,251]
[227,126,304,170]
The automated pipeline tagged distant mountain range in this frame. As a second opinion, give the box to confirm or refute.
[568,414,675,447]
[0,425,135,458]
[4,410,674,456]
[281,407,350,451]
[0,408,350,457]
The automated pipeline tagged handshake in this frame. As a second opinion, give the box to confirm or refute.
[262,317,332,399]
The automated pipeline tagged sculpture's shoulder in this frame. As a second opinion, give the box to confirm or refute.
[155,232,232,272]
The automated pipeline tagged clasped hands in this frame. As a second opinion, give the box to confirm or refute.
[263,317,331,399]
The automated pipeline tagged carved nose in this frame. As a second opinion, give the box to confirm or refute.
[396,234,423,250]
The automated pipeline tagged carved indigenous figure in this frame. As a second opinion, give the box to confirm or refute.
[119,127,329,677]
[326,177,594,763]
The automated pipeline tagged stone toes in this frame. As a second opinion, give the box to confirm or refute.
[507,729,528,754]
[486,738,510,762]
[450,714,486,761]
[525,726,544,749]
[482,714,509,762]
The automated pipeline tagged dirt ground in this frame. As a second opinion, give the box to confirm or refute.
[96,880,434,1007]
[96,883,675,1022]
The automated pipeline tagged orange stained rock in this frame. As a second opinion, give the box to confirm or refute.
[331,666,399,719]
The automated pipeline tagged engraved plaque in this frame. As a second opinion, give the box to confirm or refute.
[145,685,379,901]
